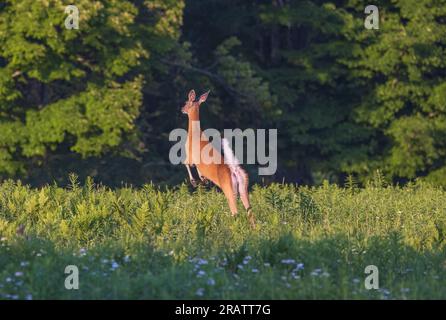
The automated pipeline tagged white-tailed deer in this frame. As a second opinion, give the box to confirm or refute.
[181,89,256,228]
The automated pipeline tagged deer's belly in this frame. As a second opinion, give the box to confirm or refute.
[197,163,231,189]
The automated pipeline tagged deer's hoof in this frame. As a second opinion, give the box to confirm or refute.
[190,179,198,188]
[200,177,209,184]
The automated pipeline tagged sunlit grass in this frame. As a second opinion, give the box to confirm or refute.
[0,176,445,299]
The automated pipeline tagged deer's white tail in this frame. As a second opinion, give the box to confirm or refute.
[222,138,248,198]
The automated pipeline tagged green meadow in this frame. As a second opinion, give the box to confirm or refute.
[1,175,445,299]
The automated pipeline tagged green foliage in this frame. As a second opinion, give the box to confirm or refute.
[214,37,277,114]
[345,0,446,185]
[1,0,446,187]
[180,0,446,186]
[1,180,446,299]
[0,0,182,177]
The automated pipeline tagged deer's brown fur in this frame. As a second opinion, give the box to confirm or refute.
[182,90,255,227]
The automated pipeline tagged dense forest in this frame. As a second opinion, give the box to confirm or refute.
[0,0,445,187]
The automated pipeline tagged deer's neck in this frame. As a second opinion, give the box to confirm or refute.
[187,109,201,134]
[187,110,202,160]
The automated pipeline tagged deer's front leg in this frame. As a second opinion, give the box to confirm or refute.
[185,164,198,187]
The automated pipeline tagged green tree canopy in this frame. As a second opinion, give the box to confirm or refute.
[1,0,446,187]
[0,0,183,178]
[346,0,446,186]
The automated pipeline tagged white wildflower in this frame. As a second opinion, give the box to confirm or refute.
[281,259,296,264]
[197,258,208,265]
[295,263,304,270]
[311,269,322,276]
[111,261,119,270]
[195,288,205,297]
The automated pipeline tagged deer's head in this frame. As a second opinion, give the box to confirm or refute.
[181,89,210,115]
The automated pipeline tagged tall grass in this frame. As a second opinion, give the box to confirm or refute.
[0,176,445,299]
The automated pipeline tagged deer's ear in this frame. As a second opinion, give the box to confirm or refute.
[198,90,210,105]
[188,89,196,102]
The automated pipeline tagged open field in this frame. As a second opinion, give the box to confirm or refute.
[1,177,446,299]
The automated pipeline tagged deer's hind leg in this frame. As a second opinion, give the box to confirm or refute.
[196,166,209,184]
[221,184,238,216]
[235,167,256,228]
[219,171,238,216]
